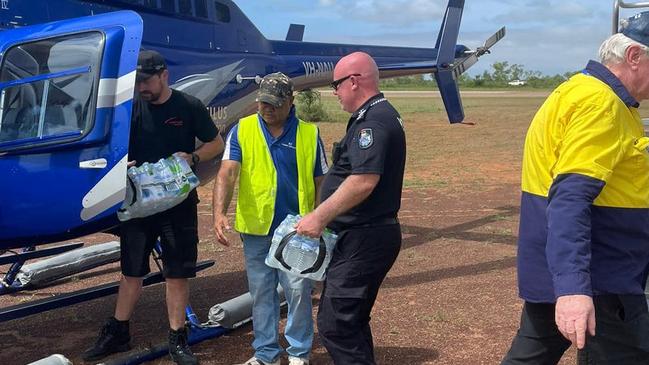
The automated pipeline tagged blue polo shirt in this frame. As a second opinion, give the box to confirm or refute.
[518,60,649,303]
[223,106,329,233]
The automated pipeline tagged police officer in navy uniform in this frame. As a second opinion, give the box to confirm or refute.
[296,51,406,365]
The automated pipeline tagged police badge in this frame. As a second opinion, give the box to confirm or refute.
[359,128,373,149]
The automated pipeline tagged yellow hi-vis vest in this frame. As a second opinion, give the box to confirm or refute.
[235,113,318,235]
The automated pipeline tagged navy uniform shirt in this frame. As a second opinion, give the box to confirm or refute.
[320,93,406,231]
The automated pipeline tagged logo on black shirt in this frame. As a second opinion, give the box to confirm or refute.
[164,117,184,127]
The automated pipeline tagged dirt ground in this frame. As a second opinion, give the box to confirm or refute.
[0,91,584,364]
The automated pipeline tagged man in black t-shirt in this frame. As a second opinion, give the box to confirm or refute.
[296,52,406,364]
[83,50,224,365]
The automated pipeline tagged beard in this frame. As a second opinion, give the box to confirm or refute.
[139,90,161,103]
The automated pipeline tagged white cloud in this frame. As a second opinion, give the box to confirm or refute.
[319,0,447,25]
[236,0,622,75]
[472,24,609,75]
[491,1,595,26]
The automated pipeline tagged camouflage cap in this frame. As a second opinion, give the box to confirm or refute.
[256,72,294,107]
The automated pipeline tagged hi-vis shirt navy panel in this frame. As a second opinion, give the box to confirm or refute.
[518,61,649,303]
[582,60,639,108]
[222,106,328,233]
[320,93,406,229]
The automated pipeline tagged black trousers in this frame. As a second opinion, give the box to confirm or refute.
[120,196,199,278]
[317,224,401,365]
[501,295,649,365]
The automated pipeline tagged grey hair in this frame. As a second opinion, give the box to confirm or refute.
[599,33,649,65]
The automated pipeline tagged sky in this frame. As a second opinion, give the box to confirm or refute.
[234,0,642,76]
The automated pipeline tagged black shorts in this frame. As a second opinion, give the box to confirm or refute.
[119,194,199,279]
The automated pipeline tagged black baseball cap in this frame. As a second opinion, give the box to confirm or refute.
[622,11,649,47]
[136,50,167,82]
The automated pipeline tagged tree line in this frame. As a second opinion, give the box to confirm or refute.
[379,61,579,89]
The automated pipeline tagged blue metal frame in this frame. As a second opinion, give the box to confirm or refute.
[0,66,91,90]
[1,268,162,322]
[89,241,227,365]
[0,257,214,322]
[0,246,35,294]
[103,326,229,365]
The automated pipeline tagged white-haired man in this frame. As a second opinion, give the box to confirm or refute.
[501,12,649,364]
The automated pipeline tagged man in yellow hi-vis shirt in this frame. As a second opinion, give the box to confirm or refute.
[501,12,649,365]
[212,73,327,365]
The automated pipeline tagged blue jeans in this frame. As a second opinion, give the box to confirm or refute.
[241,233,314,362]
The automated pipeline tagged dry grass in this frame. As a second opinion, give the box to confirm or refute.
[316,93,547,194]
[2,90,620,365]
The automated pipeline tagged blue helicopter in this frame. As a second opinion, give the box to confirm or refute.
[0,0,503,321]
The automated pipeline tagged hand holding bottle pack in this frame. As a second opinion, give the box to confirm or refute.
[117,153,200,221]
[265,214,338,281]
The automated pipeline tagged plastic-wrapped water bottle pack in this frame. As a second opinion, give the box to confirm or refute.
[118,153,199,221]
[265,214,337,281]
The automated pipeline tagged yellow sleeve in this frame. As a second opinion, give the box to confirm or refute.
[552,102,623,183]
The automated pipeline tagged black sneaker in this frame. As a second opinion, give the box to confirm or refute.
[169,327,198,365]
[82,317,131,362]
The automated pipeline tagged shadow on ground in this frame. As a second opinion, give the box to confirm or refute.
[383,256,516,289]
[401,205,519,250]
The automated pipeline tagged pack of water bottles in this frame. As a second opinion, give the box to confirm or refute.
[117,153,200,221]
[265,214,338,281]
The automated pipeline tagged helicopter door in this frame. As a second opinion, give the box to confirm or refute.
[0,11,143,247]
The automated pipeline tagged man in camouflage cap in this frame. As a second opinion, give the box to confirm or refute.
[213,72,328,365]
[256,72,294,107]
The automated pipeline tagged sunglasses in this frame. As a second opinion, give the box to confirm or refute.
[330,73,361,91]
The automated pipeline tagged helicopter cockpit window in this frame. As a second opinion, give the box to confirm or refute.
[143,0,157,8]
[179,0,192,16]
[0,32,103,150]
[161,0,175,13]
[195,0,208,18]
[214,1,231,23]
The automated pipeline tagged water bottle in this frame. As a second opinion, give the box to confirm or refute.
[274,215,295,242]
[267,215,339,280]
[157,158,175,195]
[282,233,319,273]
[143,162,154,177]
[186,166,199,188]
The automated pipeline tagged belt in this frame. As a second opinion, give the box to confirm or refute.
[331,217,399,233]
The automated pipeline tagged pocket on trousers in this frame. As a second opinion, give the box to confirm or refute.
[325,284,368,299]
[324,270,368,299]
[617,295,648,323]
